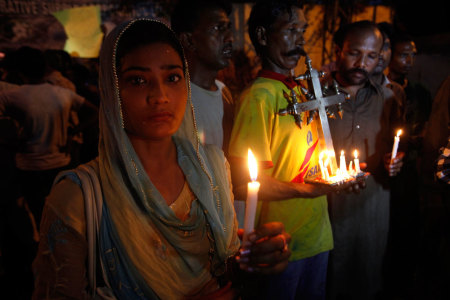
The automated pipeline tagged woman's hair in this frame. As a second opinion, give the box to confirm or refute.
[115,20,186,72]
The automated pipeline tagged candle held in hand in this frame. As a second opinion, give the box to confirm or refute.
[354,150,360,174]
[243,149,260,245]
[390,129,402,164]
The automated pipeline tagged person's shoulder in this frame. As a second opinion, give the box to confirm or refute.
[368,78,392,102]
[46,171,86,234]
[46,160,99,235]
[0,84,34,101]
[0,81,19,92]
[243,77,281,98]
[379,84,402,111]
[380,83,394,98]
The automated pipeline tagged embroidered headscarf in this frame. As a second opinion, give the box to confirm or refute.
[97,19,239,299]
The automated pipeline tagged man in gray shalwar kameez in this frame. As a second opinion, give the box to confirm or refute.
[323,21,404,300]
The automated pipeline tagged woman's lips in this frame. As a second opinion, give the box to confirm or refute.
[147,111,173,122]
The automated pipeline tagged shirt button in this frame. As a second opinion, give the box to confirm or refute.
[356,125,360,129]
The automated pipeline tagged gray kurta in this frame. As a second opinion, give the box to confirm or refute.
[326,78,396,300]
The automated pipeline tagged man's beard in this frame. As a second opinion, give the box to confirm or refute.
[343,68,369,85]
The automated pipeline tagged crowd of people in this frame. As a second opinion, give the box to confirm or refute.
[0,0,449,299]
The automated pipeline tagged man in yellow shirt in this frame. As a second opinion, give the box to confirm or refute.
[229,1,345,298]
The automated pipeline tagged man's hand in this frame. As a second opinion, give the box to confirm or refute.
[335,162,368,194]
[236,222,291,275]
[384,151,404,176]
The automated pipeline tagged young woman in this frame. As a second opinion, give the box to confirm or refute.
[32,19,290,299]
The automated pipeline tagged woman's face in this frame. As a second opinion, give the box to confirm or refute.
[118,42,187,141]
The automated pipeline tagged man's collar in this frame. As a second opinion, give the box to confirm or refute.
[258,69,299,89]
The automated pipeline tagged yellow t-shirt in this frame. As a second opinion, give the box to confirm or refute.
[229,75,333,261]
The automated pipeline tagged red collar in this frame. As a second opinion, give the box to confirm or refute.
[258,69,299,89]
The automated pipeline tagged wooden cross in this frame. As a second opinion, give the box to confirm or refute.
[278,55,349,171]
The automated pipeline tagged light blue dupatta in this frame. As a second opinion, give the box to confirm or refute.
[92,18,239,299]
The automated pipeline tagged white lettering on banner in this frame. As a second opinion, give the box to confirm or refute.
[0,1,108,15]
[0,1,155,16]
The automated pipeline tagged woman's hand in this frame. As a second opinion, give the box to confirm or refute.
[384,151,404,176]
[236,222,291,274]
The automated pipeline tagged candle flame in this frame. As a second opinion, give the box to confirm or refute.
[341,150,344,156]
[248,149,258,182]
[354,149,358,158]
[396,129,402,137]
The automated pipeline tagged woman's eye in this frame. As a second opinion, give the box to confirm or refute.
[168,74,182,83]
[128,76,146,85]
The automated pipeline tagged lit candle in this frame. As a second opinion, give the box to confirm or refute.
[243,149,260,245]
[339,150,347,175]
[324,157,330,181]
[354,150,360,174]
[390,129,402,164]
[328,150,335,176]
[319,151,326,180]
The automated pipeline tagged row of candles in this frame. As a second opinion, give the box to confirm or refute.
[243,129,403,242]
[319,149,360,182]
[319,128,403,182]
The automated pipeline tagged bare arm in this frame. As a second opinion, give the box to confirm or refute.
[229,157,334,201]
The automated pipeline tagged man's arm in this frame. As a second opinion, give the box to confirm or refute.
[381,87,404,176]
[229,157,335,201]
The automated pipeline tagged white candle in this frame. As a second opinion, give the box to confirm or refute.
[339,150,347,175]
[328,150,335,176]
[391,129,402,164]
[243,149,260,244]
[319,151,326,180]
[324,168,330,181]
[354,150,360,174]
[324,156,331,181]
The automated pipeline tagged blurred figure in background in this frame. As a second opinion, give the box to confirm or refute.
[171,0,235,157]
[417,75,450,300]
[0,46,97,228]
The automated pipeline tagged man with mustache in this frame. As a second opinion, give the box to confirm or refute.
[171,0,235,157]
[324,21,403,300]
[229,1,345,299]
